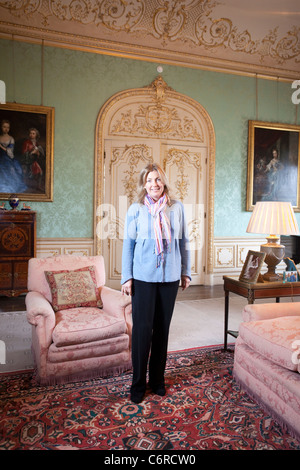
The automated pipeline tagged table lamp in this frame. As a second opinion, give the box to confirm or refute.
[246,201,300,281]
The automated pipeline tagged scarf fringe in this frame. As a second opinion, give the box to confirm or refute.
[144,194,171,265]
[156,245,171,267]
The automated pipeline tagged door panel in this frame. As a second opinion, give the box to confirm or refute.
[162,143,207,284]
[102,139,207,287]
[102,139,157,288]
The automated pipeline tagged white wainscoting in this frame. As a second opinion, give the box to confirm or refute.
[36,238,94,258]
[212,236,286,285]
[36,237,286,286]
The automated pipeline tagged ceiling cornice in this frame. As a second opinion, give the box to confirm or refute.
[0,0,299,81]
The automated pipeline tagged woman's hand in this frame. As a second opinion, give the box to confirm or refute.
[181,275,190,291]
[121,279,133,296]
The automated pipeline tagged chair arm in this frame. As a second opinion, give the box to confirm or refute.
[242,301,300,322]
[25,291,56,348]
[99,286,132,318]
[100,286,133,340]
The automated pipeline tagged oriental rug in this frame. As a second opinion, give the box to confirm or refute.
[0,346,299,451]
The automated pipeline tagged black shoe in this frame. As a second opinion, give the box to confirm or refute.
[149,383,166,396]
[130,392,144,404]
[153,386,166,396]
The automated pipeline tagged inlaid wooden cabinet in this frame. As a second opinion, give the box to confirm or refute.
[0,210,36,297]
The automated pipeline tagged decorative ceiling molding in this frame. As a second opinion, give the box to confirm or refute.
[0,0,299,80]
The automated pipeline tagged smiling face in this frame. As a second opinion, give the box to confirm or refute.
[144,170,165,201]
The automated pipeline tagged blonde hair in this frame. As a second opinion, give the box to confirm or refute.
[136,162,172,205]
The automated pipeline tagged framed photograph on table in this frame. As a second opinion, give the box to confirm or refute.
[0,102,54,201]
[239,250,266,283]
[246,120,300,211]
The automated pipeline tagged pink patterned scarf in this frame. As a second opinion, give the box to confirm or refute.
[144,193,171,266]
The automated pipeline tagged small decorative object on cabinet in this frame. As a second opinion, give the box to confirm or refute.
[0,210,36,296]
[8,194,20,210]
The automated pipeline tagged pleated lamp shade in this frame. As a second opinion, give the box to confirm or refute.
[246,201,300,281]
[247,201,299,236]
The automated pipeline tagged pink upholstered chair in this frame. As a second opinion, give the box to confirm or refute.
[26,255,132,384]
[233,302,300,440]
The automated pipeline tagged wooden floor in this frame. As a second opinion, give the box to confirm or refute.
[177,284,224,301]
[0,284,224,313]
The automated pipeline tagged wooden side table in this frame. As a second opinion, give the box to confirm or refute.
[0,210,36,297]
[223,275,300,350]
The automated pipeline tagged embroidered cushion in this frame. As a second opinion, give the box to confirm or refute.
[45,266,103,312]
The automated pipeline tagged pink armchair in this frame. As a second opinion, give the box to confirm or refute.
[26,255,132,384]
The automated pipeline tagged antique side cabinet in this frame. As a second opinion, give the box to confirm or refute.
[0,210,36,296]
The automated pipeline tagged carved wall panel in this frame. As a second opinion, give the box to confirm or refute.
[212,236,286,284]
[163,143,206,284]
[34,236,280,286]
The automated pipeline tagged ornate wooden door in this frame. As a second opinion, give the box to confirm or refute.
[95,77,215,288]
[162,142,207,285]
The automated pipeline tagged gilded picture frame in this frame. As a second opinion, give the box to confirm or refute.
[239,250,266,284]
[246,120,300,211]
[0,102,54,201]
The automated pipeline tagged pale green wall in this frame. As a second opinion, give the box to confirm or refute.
[0,39,299,238]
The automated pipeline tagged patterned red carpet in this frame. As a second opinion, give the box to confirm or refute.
[0,346,299,451]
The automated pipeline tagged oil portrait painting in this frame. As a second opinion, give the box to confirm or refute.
[0,103,54,202]
[247,121,300,211]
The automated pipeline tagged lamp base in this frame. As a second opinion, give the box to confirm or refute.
[260,236,285,282]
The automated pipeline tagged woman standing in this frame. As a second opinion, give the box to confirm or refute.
[121,162,191,403]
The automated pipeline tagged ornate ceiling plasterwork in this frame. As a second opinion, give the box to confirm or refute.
[0,0,299,79]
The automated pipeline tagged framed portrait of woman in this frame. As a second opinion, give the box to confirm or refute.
[246,120,300,211]
[239,250,266,283]
[0,102,54,201]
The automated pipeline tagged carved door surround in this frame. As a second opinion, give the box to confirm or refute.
[94,76,215,286]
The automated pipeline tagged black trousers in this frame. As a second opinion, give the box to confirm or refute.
[131,279,179,395]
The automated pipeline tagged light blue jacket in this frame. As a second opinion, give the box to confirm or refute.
[121,200,191,284]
